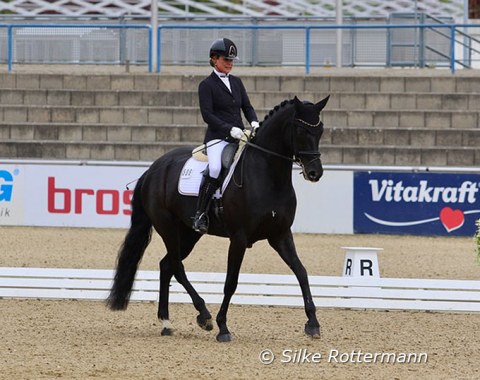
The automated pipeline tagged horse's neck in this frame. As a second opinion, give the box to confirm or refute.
[250,111,295,185]
[255,109,294,156]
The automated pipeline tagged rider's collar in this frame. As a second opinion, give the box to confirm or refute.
[214,69,229,78]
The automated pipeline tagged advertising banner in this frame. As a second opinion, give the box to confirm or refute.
[292,169,353,234]
[26,165,146,228]
[4,160,479,237]
[354,171,480,236]
[0,162,353,233]
[0,165,25,226]
[0,163,146,229]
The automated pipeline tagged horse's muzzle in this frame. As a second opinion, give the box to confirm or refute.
[306,167,323,182]
[301,161,323,182]
[298,155,323,182]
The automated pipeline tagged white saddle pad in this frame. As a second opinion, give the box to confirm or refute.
[178,153,241,197]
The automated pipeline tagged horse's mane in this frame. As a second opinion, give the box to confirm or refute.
[260,99,295,127]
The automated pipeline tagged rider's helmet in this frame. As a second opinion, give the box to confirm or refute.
[209,38,238,60]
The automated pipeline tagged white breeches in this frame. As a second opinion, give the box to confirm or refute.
[206,139,229,179]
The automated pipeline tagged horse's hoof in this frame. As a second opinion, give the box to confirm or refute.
[305,324,321,338]
[216,333,233,342]
[161,328,173,336]
[197,315,213,331]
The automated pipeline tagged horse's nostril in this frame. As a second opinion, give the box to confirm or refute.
[307,168,323,182]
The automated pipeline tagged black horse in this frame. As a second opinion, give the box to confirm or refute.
[107,95,330,342]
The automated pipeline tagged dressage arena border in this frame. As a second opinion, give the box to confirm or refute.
[1,267,480,313]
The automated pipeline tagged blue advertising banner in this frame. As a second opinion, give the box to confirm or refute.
[354,172,480,236]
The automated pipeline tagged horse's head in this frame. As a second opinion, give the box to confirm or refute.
[292,95,329,182]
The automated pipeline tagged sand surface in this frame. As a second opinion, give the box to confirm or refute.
[1,227,480,379]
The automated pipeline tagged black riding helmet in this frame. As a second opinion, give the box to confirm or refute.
[209,38,238,60]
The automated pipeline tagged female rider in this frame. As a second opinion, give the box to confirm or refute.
[193,38,259,234]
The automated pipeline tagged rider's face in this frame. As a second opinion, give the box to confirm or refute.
[214,56,234,74]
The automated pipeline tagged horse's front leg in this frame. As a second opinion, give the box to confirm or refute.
[268,230,320,338]
[216,234,247,342]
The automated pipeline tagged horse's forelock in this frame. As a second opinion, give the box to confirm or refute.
[295,101,322,126]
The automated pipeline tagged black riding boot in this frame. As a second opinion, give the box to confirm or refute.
[192,176,219,234]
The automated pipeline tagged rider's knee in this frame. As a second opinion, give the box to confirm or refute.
[208,163,222,179]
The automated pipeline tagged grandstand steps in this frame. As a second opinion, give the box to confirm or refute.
[1,88,480,111]
[0,122,206,143]
[0,140,193,161]
[0,72,479,166]
[2,123,478,148]
[2,73,480,94]
[1,140,477,166]
[0,106,478,129]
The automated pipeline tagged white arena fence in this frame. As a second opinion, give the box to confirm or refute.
[0,0,465,20]
[1,267,480,313]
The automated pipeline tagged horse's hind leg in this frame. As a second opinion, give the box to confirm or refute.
[157,224,212,335]
[268,230,320,338]
[158,256,175,335]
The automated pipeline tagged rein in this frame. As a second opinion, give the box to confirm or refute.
[243,116,322,164]
[243,139,296,162]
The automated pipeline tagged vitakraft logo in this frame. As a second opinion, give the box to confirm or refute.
[369,179,479,204]
[354,172,480,236]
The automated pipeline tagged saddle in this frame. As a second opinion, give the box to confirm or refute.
[192,142,238,169]
[178,133,250,197]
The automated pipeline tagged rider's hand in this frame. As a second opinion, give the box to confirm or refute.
[250,121,260,132]
[230,127,244,140]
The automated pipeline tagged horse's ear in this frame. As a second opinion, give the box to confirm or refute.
[315,95,330,112]
[293,96,303,110]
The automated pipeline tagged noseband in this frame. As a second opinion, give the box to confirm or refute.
[292,116,322,164]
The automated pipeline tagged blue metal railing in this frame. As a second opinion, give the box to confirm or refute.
[0,23,152,72]
[156,23,478,74]
[0,22,478,74]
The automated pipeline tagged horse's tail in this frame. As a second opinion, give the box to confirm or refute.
[106,172,152,310]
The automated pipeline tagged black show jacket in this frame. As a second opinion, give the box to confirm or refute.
[198,72,258,143]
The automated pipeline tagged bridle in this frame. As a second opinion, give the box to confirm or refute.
[233,112,323,187]
[292,117,323,161]
[244,114,323,166]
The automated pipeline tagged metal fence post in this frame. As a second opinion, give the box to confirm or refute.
[119,16,126,65]
[7,25,13,72]
[156,26,161,73]
[450,25,456,74]
[305,27,311,75]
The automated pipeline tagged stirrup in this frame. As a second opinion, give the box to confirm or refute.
[193,212,209,234]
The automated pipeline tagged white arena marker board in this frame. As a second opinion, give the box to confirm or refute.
[342,247,383,277]
[1,267,480,313]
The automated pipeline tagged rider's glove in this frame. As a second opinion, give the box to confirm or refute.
[230,127,244,140]
[250,121,260,132]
